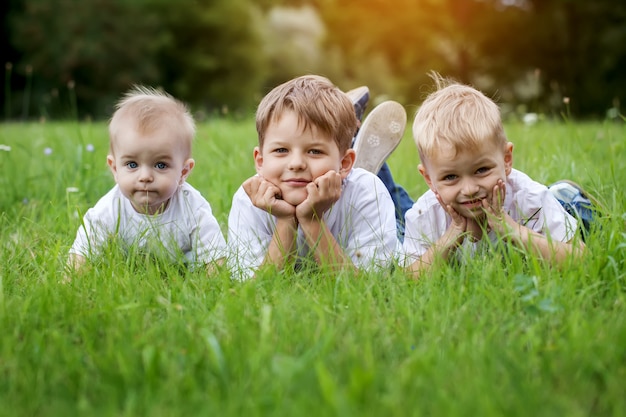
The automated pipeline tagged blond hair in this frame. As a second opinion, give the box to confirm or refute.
[255,75,358,153]
[108,85,196,156]
[412,73,507,163]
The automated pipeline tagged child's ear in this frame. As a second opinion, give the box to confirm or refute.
[504,142,514,175]
[180,158,195,184]
[418,163,435,191]
[107,155,117,178]
[339,148,356,179]
[253,147,263,174]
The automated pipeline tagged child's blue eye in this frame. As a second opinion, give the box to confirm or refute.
[155,162,167,169]
[127,162,138,169]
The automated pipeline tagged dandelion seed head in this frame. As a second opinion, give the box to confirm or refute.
[563,97,570,105]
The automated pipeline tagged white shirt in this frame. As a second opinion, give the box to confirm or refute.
[228,168,399,280]
[69,182,227,265]
[401,169,578,265]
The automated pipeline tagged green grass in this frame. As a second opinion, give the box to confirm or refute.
[0,118,625,416]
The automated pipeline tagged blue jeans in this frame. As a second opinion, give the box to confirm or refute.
[377,163,413,242]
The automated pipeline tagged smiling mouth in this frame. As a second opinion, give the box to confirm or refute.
[283,179,310,187]
[460,199,484,208]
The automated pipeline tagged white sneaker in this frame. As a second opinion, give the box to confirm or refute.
[353,100,406,174]
[346,86,369,122]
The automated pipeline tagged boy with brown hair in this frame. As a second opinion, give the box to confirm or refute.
[228,75,398,279]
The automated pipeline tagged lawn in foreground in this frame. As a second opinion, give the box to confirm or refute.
[0,119,624,416]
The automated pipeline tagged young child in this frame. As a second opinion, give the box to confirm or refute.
[68,86,227,272]
[402,74,585,277]
[227,75,398,279]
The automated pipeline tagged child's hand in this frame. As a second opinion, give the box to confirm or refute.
[243,176,296,218]
[482,179,510,235]
[296,170,342,222]
[435,191,467,236]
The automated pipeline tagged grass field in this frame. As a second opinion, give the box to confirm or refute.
[0,117,625,416]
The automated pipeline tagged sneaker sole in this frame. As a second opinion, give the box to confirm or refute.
[353,100,407,173]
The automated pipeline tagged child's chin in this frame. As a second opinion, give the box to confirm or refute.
[282,192,306,206]
[284,197,305,206]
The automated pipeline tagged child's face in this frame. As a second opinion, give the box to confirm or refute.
[107,123,194,215]
[254,110,355,206]
[419,140,513,220]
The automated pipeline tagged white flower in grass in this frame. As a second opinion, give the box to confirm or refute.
[522,113,538,126]
[66,187,80,193]
[86,144,94,152]
[44,147,53,155]
[0,144,10,152]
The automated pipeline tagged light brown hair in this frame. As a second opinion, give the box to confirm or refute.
[255,75,358,153]
[108,85,196,156]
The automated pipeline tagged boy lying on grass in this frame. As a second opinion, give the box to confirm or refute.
[228,75,398,280]
[402,73,586,278]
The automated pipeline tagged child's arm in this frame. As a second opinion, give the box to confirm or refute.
[259,217,298,270]
[242,175,298,271]
[407,192,470,277]
[295,170,354,272]
[483,180,585,263]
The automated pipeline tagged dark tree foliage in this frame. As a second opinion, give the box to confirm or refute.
[4,0,267,120]
[154,0,267,116]
[2,0,625,119]
[8,0,163,119]
[522,0,626,116]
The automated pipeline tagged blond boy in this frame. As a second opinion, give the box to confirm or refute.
[228,75,398,279]
[403,74,584,277]
[68,86,226,271]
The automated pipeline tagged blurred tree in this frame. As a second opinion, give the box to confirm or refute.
[9,0,163,119]
[3,0,625,119]
[1,0,24,120]
[7,0,267,119]
[521,0,626,116]
[154,0,267,116]
[316,0,493,103]
[260,5,326,90]
[318,0,626,118]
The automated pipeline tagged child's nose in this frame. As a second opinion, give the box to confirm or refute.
[288,153,306,170]
[461,178,479,196]
[138,167,153,182]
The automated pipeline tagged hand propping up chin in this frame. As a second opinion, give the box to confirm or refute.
[243,175,296,218]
